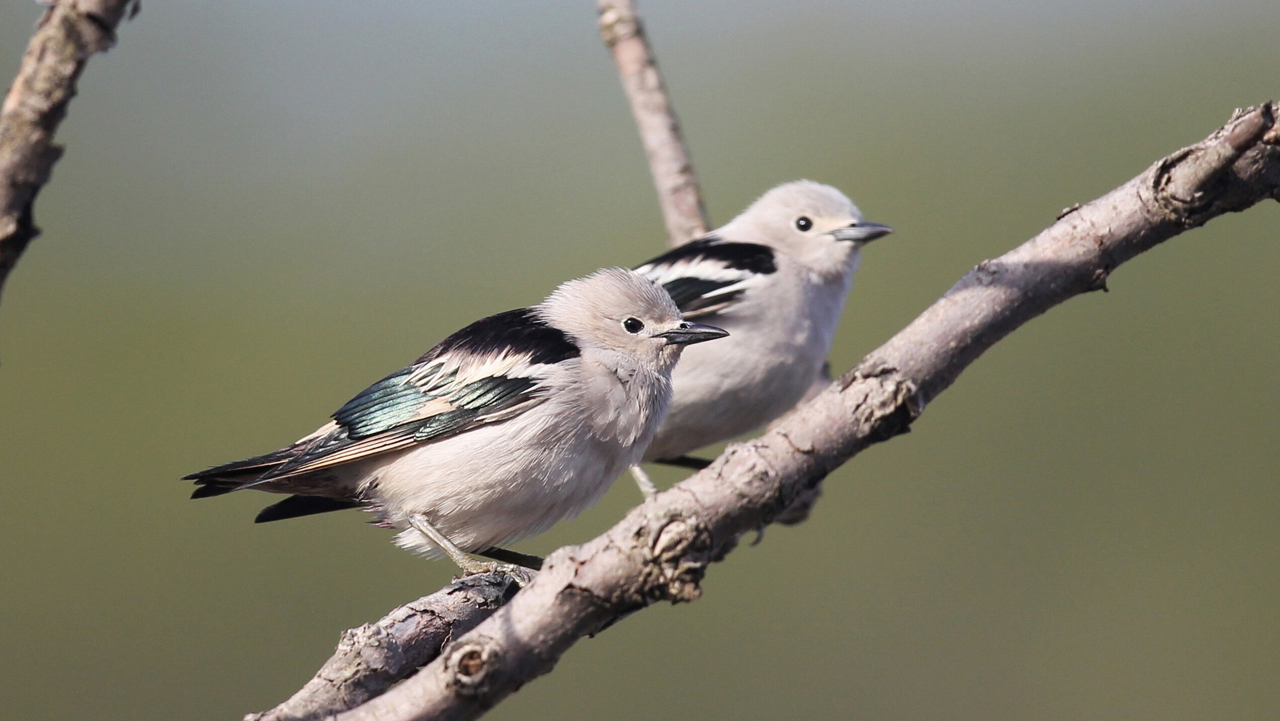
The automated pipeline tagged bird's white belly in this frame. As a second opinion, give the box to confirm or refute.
[360,411,635,557]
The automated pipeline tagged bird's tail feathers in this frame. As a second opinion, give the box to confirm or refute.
[184,445,303,498]
[255,495,362,523]
[190,482,239,499]
[183,446,300,480]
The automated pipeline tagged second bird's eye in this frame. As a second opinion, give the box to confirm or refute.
[623,317,645,334]
[795,216,813,231]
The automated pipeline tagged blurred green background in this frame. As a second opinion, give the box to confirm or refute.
[2,1,1278,719]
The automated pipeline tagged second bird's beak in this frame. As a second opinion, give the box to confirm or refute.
[831,221,893,244]
[657,321,729,346]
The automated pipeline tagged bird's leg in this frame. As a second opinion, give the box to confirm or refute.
[628,464,659,500]
[407,514,535,586]
[657,455,713,471]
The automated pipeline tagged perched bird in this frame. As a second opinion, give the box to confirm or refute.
[629,180,891,496]
[185,268,727,575]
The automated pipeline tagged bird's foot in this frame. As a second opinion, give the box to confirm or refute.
[408,514,538,587]
[455,559,537,587]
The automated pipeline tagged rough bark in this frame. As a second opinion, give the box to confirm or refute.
[598,0,709,246]
[245,574,525,721]
[297,104,1278,721]
[0,0,137,307]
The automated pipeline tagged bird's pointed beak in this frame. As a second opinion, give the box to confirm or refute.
[831,221,893,244]
[657,321,729,346]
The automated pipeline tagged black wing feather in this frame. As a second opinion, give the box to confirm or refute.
[635,236,775,316]
[418,308,580,366]
[660,277,744,313]
[637,236,777,276]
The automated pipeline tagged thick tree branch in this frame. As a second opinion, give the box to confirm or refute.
[0,0,135,308]
[246,574,524,721]
[306,102,1279,721]
[598,0,708,246]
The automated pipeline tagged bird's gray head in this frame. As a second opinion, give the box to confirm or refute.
[537,268,727,371]
[719,180,892,279]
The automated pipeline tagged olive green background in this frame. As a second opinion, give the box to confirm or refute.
[2,2,1277,719]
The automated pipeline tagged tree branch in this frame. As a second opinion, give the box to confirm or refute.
[0,0,136,309]
[246,573,525,721]
[598,0,708,246]
[310,102,1279,721]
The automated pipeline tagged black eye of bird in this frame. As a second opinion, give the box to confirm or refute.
[623,317,645,334]
[795,216,813,231]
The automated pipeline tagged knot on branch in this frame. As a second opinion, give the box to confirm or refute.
[641,512,712,603]
[598,2,642,47]
[66,10,118,55]
[842,355,897,386]
[38,2,131,60]
[846,365,922,444]
[650,512,711,604]
[971,259,1002,286]
[1153,102,1280,226]
[444,637,501,697]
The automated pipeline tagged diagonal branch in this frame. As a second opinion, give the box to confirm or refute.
[312,102,1279,721]
[245,573,524,721]
[0,0,137,309]
[598,0,709,246]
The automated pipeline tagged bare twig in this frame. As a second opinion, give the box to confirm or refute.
[598,0,708,246]
[314,103,1278,721]
[0,0,137,309]
[247,573,524,721]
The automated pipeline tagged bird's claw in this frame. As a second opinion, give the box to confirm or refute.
[457,561,536,587]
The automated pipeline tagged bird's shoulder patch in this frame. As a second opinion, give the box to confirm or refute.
[640,236,777,275]
[419,308,580,367]
[635,236,776,318]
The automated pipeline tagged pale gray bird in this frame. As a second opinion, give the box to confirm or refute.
[186,268,727,575]
[629,180,891,496]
